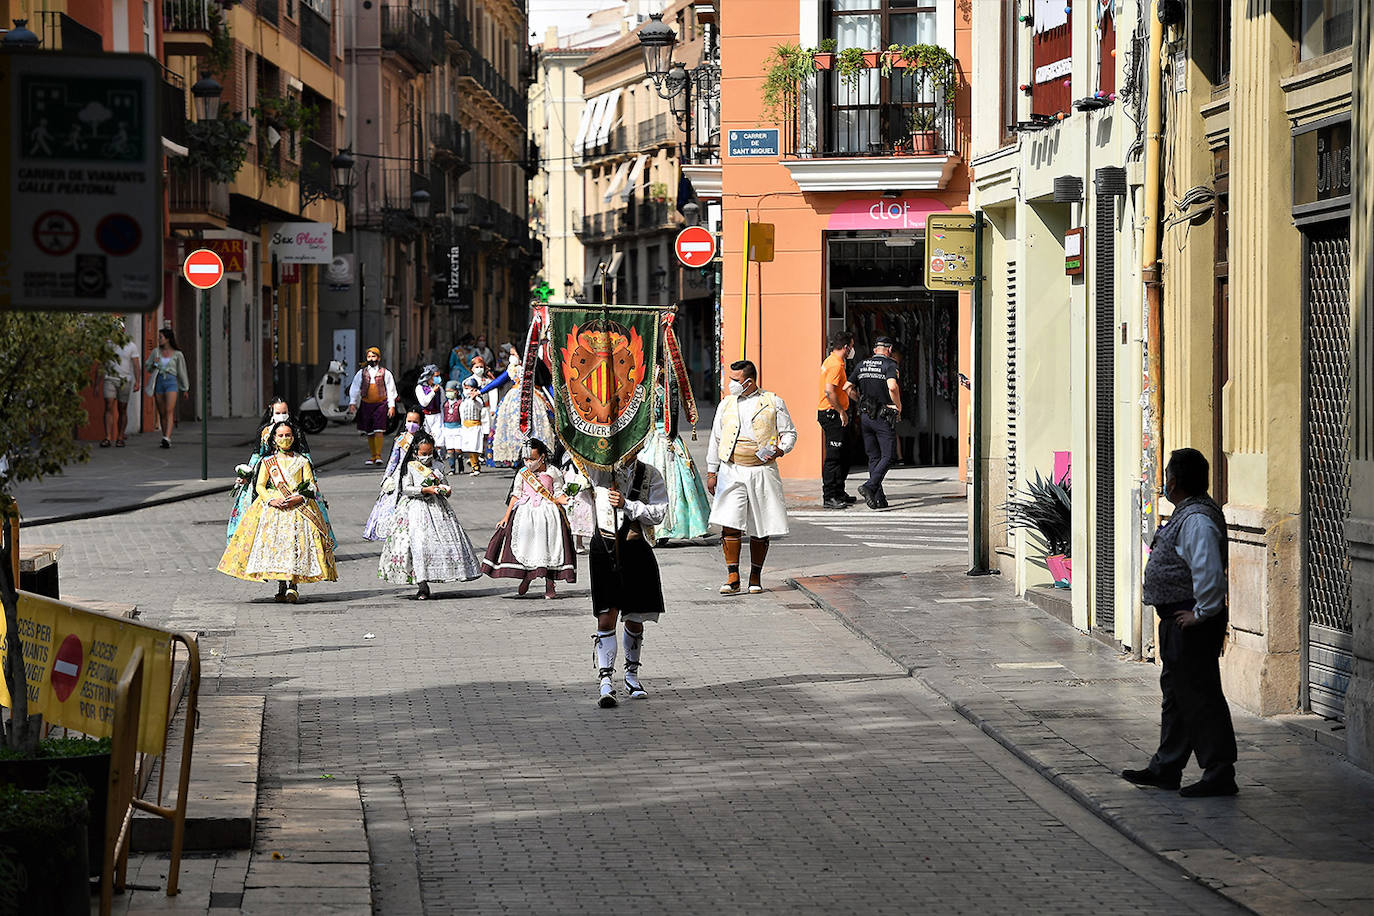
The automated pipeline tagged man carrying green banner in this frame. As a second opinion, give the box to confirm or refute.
[545,306,672,707]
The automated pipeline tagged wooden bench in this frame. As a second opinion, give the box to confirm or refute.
[18,543,61,599]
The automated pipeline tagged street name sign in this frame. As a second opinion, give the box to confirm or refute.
[675,226,717,268]
[183,248,225,289]
[0,51,162,312]
[727,129,780,158]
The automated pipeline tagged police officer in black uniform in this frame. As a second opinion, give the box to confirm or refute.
[853,336,902,509]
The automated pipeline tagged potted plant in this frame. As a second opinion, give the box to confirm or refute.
[649,181,670,203]
[0,773,92,914]
[908,105,940,154]
[0,735,112,877]
[813,38,837,70]
[893,42,958,104]
[1003,471,1072,586]
[761,42,816,123]
[835,46,869,93]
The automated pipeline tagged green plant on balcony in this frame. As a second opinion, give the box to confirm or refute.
[890,42,958,102]
[175,111,251,184]
[207,6,233,76]
[813,37,838,69]
[835,46,871,92]
[252,95,319,186]
[761,42,816,123]
[649,181,670,203]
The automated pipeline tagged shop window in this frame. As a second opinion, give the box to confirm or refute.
[1298,0,1353,60]
[1096,2,1115,96]
[1030,0,1071,117]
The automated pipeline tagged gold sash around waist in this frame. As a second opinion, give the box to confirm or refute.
[729,437,765,467]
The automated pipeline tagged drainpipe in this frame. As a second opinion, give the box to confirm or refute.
[1140,1,1166,657]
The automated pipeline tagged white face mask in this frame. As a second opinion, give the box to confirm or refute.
[417,453,434,465]
[728,380,746,396]
[271,412,289,423]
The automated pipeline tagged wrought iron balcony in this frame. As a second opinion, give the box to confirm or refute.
[300,3,331,62]
[431,114,471,172]
[161,66,189,149]
[381,5,433,72]
[782,60,963,191]
[35,10,102,52]
[169,166,229,230]
[162,0,215,55]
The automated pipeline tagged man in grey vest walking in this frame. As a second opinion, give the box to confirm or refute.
[1123,448,1238,797]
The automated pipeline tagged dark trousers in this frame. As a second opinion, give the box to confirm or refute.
[1148,609,1238,781]
[818,409,847,499]
[860,413,896,492]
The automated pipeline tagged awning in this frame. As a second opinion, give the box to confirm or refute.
[620,154,649,201]
[572,100,596,155]
[603,159,631,202]
[593,87,622,148]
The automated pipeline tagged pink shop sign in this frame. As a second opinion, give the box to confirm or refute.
[826,197,952,232]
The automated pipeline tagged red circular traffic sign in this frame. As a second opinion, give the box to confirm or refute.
[51,633,83,703]
[183,248,225,289]
[674,226,717,268]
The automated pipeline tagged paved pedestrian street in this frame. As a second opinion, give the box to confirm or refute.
[35,461,1239,915]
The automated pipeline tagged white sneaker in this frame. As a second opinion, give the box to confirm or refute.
[598,674,618,708]
[624,669,647,700]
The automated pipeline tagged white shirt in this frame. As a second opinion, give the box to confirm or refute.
[348,366,398,408]
[1174,513,1227,620]
[705,388,799,474]
[105,340,140,381]
[585,462,669,528]
[415,382,441,410]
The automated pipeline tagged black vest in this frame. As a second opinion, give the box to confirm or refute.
[1142,496,1227,608]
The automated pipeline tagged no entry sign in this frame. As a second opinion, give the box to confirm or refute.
[183,248,225,289]
[674,226,717,268]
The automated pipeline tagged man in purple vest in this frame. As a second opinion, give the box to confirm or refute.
[1123,448,1238,797]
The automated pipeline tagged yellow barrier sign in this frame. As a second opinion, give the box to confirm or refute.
[0,592,173,754]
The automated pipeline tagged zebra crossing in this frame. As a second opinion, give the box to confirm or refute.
[788,506,970,552]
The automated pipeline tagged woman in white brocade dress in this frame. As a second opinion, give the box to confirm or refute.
[378,434,482,599]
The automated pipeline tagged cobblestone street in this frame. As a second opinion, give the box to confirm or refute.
[32,458,1242,914]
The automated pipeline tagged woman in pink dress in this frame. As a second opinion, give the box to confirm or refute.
[481,439,576,598]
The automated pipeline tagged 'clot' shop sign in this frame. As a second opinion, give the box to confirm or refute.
[826,197,952,232]
[268,221,334,264]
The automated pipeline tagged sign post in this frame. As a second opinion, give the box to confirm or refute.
[1,52,163,312]
[183,249,225,481]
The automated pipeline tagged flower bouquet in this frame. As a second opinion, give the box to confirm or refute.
[564,470,590,498]
[293,479,318,500]
[233,463,253,487]
[421,475,452,498]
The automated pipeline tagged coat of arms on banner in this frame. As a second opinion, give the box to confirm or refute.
[547,306,664,470]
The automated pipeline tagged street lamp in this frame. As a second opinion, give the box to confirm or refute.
[2,19,40,48]
[190,72,223,122]
[410,189,432,220]
[681,200,700,226]
[638,13,677,89]
[331,149,356,190]
[563,278,574,301]
[451,199,470,225]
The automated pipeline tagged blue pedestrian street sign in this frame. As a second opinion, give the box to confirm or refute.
[727,129,780,158]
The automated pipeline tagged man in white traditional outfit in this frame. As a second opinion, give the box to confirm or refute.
[706,359,798,595]
[587,456,669,708]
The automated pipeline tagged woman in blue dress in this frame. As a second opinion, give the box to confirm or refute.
[638,372,711,543]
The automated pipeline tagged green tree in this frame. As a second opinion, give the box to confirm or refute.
[0,312,120,753]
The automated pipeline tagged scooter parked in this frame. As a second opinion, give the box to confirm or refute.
[298,361,350,434]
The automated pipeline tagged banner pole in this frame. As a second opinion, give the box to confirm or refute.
[739,218,750,363]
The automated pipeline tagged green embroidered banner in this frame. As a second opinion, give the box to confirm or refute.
[547,305,666,470]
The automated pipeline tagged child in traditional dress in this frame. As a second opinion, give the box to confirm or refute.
[457,376,487,475]
[437,380,464,472]
[378,434,482,599]
[639,372,711,543]
[561,453,595,553]
[218,420,338,602]
[481,439,576,598]
[363,409,424,541]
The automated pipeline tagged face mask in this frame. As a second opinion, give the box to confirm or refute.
[472,366,485,376]
[845,347,854,360]
[274,437,293,451]
[417,453,433,465]
[406,421,421,433]
[367,359,378,367]
[433,375,442,384]
[728,380,746,396]
[446,390,459,399]
[271,412,289,423]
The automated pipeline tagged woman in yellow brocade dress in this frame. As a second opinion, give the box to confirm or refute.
[218,421,338,602]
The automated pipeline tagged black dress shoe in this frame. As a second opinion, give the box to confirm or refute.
[1179,777,1239,798]
[843,495,857,504]
[1121,768,1181,790]
[858,484,878,509]
[822,497,849,510]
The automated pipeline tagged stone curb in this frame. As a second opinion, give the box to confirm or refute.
[19,449,353,528]
[785,575,1261,916]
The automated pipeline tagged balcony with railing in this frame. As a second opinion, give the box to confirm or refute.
[460,57,526,127]
[169,166,229,230]
[258,0,279,27]
[455,192,527,243]
[35,10,102,52]
[430,113,471,171]
[162,0,215,56]
[637,114,671,149]
[381,5,433,72]
[781,58,963,192]
[161,66,190,149]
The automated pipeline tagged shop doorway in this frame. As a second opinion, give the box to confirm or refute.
[826,233,959,468]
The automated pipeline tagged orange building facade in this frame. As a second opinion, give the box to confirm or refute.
[718,0,972,482]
